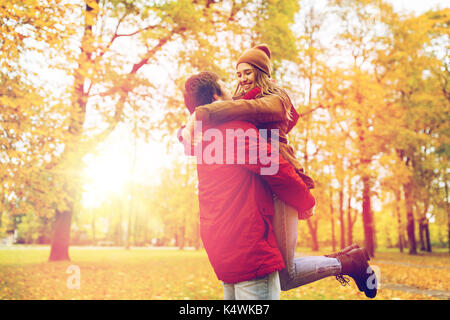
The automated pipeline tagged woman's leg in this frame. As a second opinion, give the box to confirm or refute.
[272,196,342,291]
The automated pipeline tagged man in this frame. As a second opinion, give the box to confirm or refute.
[180,71,315,299]
[180,71,377,300]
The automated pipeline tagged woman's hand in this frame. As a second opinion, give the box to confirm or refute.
[182,112,195,141]
[182,111,202,145]
[298,208,314,220]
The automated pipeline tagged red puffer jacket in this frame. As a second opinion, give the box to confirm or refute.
[192,120,315,284]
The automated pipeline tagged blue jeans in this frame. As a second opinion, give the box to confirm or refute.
[272,196,342,291]
[222,271,280,300]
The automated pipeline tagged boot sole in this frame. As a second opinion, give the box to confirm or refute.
[360,248,376,297]
[356,258,377,298]
[364,266,377,298]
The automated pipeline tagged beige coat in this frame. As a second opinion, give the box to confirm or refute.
[195,95,315,189]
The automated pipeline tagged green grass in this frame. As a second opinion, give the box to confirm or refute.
[0,246,448,300]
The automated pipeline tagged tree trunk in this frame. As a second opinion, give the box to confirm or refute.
[307,219,319,251]
[446,178,449,254]
[49,209,72,261]
[126,174,136,249]
[403,181,417,254]
[194,211,201,250]
[48,1,96,261]
[48,175,82,261]
[125,206,132,250]
[91,209,96,244]
[339,187,345,249]
[424,221,431,252]
[178,224,185,250]
[362,175,375,257]
[330,191,336,252]
[394,189,404,253]
[117,200,123,246]
[311,225,319,251]
[419,216,426,251]
[134,212,140,246]
[347,190,354,246]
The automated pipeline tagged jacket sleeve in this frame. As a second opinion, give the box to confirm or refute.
[236,125,315,216]
[195,95,286,125]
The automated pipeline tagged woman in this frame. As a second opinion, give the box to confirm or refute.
[182,44,376,298]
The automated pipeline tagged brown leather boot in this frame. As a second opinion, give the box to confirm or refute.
[325,244,366,259]
[334,248,377,299]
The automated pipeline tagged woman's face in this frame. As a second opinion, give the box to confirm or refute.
[236,63,256,93]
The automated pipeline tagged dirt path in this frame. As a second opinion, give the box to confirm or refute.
[375,259,450,270]
[381,282,450,299]
[375,259,450,299]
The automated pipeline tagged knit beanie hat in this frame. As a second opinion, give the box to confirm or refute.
[236,44,271,77]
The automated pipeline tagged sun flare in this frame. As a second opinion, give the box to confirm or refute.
[81,126,173,209]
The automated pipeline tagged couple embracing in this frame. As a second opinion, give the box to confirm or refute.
[178,44,377,300]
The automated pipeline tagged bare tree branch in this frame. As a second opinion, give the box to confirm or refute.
[96,13,159,62]
[298,104,327,118]
[88,26,187,146]
[130,26,186,74]
[115,24,159,38]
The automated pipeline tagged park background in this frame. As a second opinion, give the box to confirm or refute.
[0,0,449,300]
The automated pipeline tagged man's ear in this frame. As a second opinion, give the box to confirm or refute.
[212,93,221,101]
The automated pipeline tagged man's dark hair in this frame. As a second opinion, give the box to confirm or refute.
[184,71,222,114]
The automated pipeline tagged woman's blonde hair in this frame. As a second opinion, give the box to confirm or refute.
[234,65,293,121]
